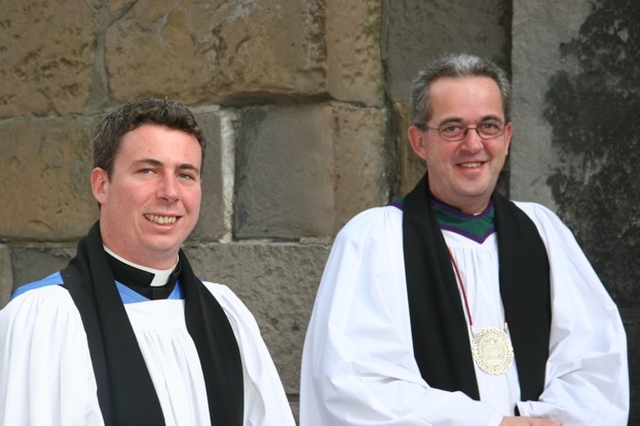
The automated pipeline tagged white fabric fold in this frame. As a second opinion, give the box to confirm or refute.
[0,281,295,426]
[300,202,628,425]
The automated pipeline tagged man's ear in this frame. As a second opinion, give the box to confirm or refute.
[503,121,513,156]
[91,167,109,206]
[408,125,428,161]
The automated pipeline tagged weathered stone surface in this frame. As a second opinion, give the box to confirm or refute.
[393,102,425,197]
[9,245,75,292]
[0,0,98,117]
[386,0,512,105]
[332,103,388,229]
[513,0,640,303]
[0,116,99,240]
[189,107,228,241]
[184,241,331,394]
[0,245,13,308]
[235,103,389,238]
[326,0,384,107]
[511,1,592,207]
[513,1,640,419]
[234,105,335,239]
[106,0,327,105]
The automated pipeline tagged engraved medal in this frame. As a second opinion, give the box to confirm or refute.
[448,248,514,376]
[471,325,514,375]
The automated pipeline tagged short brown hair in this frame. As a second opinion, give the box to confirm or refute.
[93,98,206,178]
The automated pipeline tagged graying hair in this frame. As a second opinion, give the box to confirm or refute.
[410,53,511,127]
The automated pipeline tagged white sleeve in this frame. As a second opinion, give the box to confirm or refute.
[514,202,629,425]
[0,285,104,426]
[300,207,504,426]
[202,282,296,426]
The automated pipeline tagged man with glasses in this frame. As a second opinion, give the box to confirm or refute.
[300,54,628,425]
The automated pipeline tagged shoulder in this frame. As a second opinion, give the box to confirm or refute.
[198,282,260,329]
[510,201,585,253]
[199,281,242,306]
[336,205,403,242]
[511,201,569,231]
[0,273,86,358]
[512,200,559,219]
[2,272,76,320]
[9,271,66,301]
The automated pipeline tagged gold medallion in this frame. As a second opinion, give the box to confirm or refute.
[471,326,514,375]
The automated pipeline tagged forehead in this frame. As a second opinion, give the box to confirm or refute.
[116,124,202,163]
[429,76,504,120]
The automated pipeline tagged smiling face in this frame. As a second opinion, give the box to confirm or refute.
[91,124,202,269]
[408,76,513,214]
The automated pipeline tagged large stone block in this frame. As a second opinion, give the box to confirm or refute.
[512,0,640,304]
[510,1,592,207]
[9,245,76,292]
[385,0,512,105]
[0,116,99,240]
[234,104,388,239]
[0,0,98,117]
[332,103,389,228]
[106,0,327,105]
[513,2,640,419]
[234,105,334,239]
[326,0,384,106]
[183,241,331,394]
[189,107,230,241]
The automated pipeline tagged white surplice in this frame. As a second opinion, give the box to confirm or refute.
[0,280,295,426]
[300,201,629,426]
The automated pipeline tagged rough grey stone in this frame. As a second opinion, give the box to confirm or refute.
[0,116,99,240]
[332,103,389,229]
[184,241,331,394]
[512,0,640,302]
[10,245,76,291]
[235,103,389,239]
[386,0,512,106]
[510,0,592,207]
[189,108,228,241]
[0,0,99,117]
[512,2,640,420]
[326,0,384,106]
[105,0,326,105]
[234,105,335,239]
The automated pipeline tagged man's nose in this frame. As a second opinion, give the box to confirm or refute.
[158,175,179,201]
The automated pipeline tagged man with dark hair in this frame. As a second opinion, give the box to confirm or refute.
[0,98,295,426]
[300,54,629,425]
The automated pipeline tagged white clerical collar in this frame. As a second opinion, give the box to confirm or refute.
[103,246,178,287]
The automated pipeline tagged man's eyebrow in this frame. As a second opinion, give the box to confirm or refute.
[480,114,504,122]
[132,159,200,174]
[132,158,163,167]
[177,163,201,175]
[437,117,464,126]
[436,115,504,126]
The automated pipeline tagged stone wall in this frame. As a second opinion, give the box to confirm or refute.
[1,0,637,422]
[511,1,639,422]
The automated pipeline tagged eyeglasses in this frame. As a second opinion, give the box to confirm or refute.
[418,120,507,141]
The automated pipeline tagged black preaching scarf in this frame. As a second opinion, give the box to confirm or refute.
[60,221,244,426]
[403,175,551,403]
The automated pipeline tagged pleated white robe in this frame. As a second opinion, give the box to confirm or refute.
[0,280,295,426]
[300,201,628,426]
